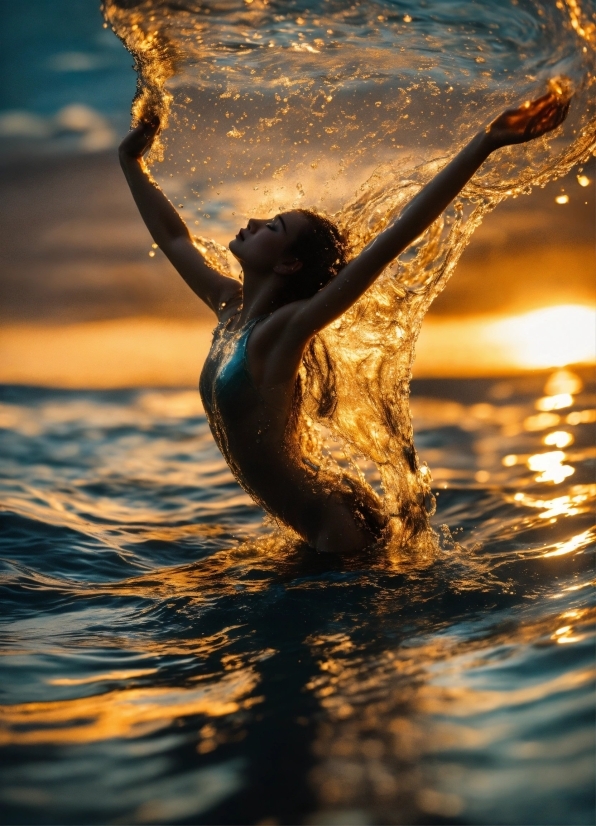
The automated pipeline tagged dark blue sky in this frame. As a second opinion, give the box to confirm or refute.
[0,0,135,120]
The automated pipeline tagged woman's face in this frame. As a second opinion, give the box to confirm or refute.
[229,210,307,273]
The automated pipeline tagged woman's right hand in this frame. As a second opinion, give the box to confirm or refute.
[118,116,160,160]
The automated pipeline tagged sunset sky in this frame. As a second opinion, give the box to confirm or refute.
[0,0,594,387]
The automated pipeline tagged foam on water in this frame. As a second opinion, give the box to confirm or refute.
[102,0,596,543]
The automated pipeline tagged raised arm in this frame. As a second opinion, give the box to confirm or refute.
[119,118,240,315]
[291,90,570,337]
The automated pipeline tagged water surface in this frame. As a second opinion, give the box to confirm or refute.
[0,371,594,824]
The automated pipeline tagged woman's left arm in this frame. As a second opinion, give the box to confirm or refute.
[290,91,569,338]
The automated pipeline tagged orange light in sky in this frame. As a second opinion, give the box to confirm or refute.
[487,305,595,369]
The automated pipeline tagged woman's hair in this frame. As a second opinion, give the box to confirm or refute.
[287,208,348,300]
[289,209,348,420]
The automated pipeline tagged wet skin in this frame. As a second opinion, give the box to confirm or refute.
[118,91,569,551]
[205,211,387,552]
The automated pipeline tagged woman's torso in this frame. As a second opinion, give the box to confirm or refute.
[199,312,387,545]
[199,314,321,530]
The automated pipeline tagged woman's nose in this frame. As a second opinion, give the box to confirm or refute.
[247,218,264,232]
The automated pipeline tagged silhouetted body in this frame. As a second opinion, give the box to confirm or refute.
[119,88,569,551]
[200,308,387,550]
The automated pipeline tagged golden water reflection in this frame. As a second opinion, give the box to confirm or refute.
[513,367,592,484]
[543,430,574,448]
[544,369,584,396]
[551,608,592,645]
[524,412,561,431]
[0,668,260,746]
[536,393,574,411]
[48,669,158,687]
[542,527,594,557]
[304,601,595,822]
[511,486,595,519]
[567,409,596,425]
[527,450,575,484]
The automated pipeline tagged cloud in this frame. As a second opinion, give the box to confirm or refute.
[47,52,109,72]
[0,105,117,152]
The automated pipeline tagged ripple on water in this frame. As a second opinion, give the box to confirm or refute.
[0,374,594,824]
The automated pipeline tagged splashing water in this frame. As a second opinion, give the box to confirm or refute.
[102,0,596,544]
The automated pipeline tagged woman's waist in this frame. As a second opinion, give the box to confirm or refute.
[215,427,316,488]
[206,403,298,457]
[224,431,304,476]
[230,451,325,519]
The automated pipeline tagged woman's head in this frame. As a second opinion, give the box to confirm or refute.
[229,208,347,300]
[286,209,348,300]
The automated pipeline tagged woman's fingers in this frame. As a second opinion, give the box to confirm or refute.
[557,100,571,125]
[518,91,567,123]
[508,91,570,140]
[131,115,159,137]
[487,86,570,148]
[143,116,160,133]
[527,91,557,112]
[530,97,569,137]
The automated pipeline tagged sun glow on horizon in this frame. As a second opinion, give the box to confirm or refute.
[487,304,596,369]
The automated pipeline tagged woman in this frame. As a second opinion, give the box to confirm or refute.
[119,90,568,552]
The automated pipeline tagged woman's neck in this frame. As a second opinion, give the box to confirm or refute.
[238,272,292,325]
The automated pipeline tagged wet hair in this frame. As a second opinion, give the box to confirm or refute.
[286,208,348,301]
[288,209,348,420]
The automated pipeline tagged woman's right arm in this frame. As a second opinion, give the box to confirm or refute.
[119,118,240,315]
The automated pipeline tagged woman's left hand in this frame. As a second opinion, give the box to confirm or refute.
[119,116,160,160]
[486,90,570,150]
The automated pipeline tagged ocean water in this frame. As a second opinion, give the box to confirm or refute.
[1,1,595,823]
[0,370,594,824]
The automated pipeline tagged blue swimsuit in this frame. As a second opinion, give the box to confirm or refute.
[200,316,264,440]
[199,316,270,500]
